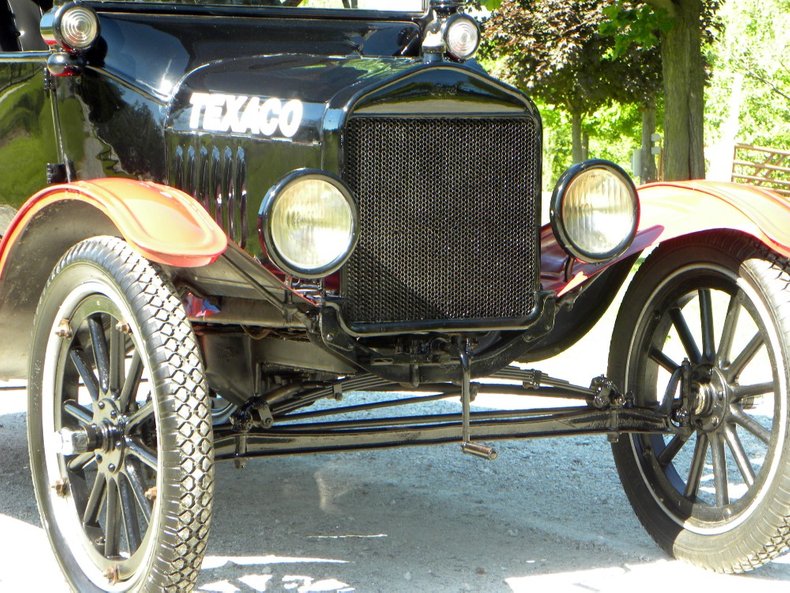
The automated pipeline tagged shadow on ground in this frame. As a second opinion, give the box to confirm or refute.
[2,392,788,593]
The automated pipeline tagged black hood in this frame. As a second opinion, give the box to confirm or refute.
[166,54,536,152]
[163,54,539,254]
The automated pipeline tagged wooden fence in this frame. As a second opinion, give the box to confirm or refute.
[732,144,790,197]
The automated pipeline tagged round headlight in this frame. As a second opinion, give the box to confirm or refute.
[444,14,480,61]
[551,160,639,264]
[41,3,100,51]
[60,6,99,49]
[260,171,358,279]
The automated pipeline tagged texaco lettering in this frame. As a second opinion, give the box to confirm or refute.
[188,93,304,138]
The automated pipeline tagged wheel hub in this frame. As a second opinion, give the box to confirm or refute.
[690,366,730,432]
[91,397,128,473]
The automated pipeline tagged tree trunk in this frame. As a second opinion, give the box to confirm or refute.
[571,110,584,164]
[640,103,658,183]
[659,0,706,180]
[581,130,590,161]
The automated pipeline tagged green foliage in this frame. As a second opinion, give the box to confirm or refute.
[706,0,790,150]
[588,102,643,154]
[600,1,671,58]
[537,98,653,187]
[484,0,663,111]
[483,0,614,115]
[483,0,663,171]
[537,101,573,187]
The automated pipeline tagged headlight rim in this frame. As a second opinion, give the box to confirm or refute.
[443,13,481,61]
[550,159,640,265]
[259,168,359,280]
[41,2,101,52]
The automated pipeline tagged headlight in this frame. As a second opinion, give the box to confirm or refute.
[551,160,639,264]
[443,14,480,61]
[40,3,100,51]
[259,170,358,278]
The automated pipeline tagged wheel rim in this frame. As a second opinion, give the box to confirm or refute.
[41,280,160,590]
[626,263,787,534]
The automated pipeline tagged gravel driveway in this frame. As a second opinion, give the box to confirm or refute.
[1,283,788,593]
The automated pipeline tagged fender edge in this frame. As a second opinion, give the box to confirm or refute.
[0,178,227,278]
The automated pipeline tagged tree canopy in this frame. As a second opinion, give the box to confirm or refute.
[706,0,790,150]
[480,0,790,184]
[483,0,662,164]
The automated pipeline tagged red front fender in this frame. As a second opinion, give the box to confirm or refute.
[0,178,227,278]
[636,181,789,258]
[0,179,227,379]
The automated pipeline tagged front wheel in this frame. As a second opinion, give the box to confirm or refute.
[28,236,214,592]
[610,232,790,573]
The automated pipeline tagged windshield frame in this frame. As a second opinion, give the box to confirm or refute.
[77,0,431,18]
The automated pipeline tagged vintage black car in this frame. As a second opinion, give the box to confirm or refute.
[0,1,788,591]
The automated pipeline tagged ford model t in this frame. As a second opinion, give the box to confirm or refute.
[0,1,788,590]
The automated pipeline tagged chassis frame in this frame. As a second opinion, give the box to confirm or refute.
[215,366,673,462]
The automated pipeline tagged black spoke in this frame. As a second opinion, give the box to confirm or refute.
[669,307,702,364]
[125,459,152,523]
[726,332,764,383]
[88,317,111,394]
[724,424,756,487]
[127,439,158,471]
[658,366,684,414]
[733,382,775,401]
[38,238,217,590]
[63,400,92,426]
[126,400,155,431]
[649,346,679,373]
[698,289,716,363]
[69,349,99,402]
[109,325,125,393]
[710,433,729,506]
[67,451,96,472]
[119,352,143,412]
[104,479,121,557]
[730,405,771,444]
[119,476,142,552]
[684,433,709,499]
[83,474,107,526]
[658,434,687,468]
[717,292,743,367]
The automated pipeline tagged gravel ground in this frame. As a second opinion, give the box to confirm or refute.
[1,286,788,592]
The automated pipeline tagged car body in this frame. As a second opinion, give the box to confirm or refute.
[1,1,788,591]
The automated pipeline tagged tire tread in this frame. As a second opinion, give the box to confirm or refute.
[610,231,790,573]
[34,236,213,592]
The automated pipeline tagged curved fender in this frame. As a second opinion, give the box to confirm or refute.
[545,180,790,297]
[635,180,789,258]
[0,179,227,380]
[0,178,227,277]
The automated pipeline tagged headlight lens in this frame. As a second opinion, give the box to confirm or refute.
[551,161,639,263]
[261,171,358,278]
[60,6,99,49]
[41,3,101,51]
[444,14,480,60]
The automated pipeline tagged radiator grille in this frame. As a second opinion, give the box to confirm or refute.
[342,116,540,327]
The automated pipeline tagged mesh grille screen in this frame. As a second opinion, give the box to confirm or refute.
[343,116,540,326]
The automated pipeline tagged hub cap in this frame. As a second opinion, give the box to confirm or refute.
[42,287,160,589]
